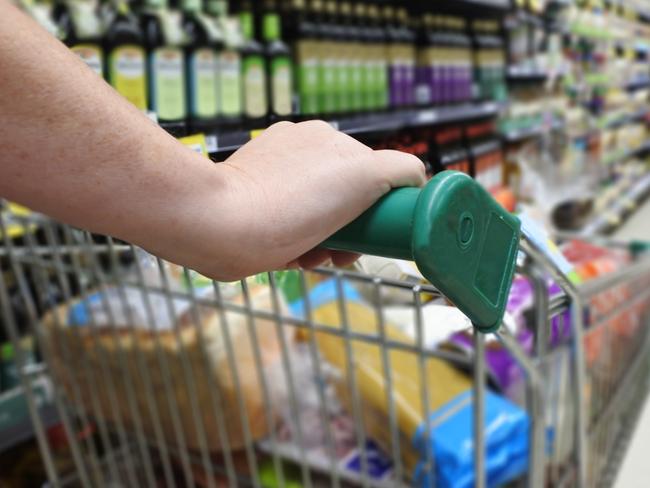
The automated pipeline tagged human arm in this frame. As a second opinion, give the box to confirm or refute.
[0,1,426,281]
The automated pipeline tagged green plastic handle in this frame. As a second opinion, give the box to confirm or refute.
[323,171,522,333]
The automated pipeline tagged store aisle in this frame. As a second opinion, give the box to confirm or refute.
[612,199,650,487]
[613,397,650,488]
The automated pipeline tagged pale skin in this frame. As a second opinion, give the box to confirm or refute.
[0,1,426,281]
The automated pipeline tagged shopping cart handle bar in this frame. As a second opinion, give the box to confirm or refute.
[323,171,522,333]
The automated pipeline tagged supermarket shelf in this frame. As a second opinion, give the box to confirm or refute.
[456,0,510,10]
[501,119,565,144]
[206,102,502,154]
[507,66,550,82]
[582,172,650,236]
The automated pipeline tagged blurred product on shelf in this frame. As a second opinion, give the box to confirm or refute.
[102,0,149,111]
[141,0,187,135]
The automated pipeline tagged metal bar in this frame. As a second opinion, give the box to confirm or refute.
[521,236,588,487]
[0,219,93,487]
[38,225,121,485]
[72,231,157,488]
[0,262,61,487]
[20,226,109,486]
[414,287,435,487]
[181,268,239,487]
[335,272,371,488]
[155,259,218,488]
[266,272,312,488]
[372,277,404,484]
[578,256,650,299]
[103,280,471,363]
[473,332,486,488]
[496,328,545,488]
[104,238,177,488]
[54,228,139,488]
[210,280,262,487]
[296,271,341,488]
[129,248,196,487]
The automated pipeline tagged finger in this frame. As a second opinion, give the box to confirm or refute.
[297,247,332,269]
[330,250,361,268]
[372,149,427,189]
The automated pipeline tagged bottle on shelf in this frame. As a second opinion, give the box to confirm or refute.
[367,4,389,111]
[323,0,346,116]
[337,1,356,115]
[239,0,268,129]
[205,0,243,130]
[288,0,319,118]
[354,2,374,112]
[262,0,293,123]
[139,0,187,135]
[396,8,416,108]
[54,0,104,76]
[383,5,403,109]
[179,0,221,132]
[316,0,338,116]
[102,0,149,111]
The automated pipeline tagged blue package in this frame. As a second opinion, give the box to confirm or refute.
[67,293,103,327]
[412,390,529,488]
[288,278,363,318]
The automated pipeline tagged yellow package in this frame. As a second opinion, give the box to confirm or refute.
[296,280,471,472]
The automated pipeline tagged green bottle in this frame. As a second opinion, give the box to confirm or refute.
[103,0,148,111]
[239,2,268,129]
[205,0,243,128]
[288,0,319,118]
[263,0,293,122]
[140,0,187,135]
[54,0,104,76]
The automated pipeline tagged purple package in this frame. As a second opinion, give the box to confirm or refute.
[403,64,416,106]
[431,63,442,105]
[389,63,403,107]
[449,329,533,397]
[416,65,432,105]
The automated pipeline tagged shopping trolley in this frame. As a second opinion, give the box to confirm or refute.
[1,171,649,488]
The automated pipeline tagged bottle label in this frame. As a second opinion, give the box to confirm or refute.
[151,47,186,121]
[350,51,363,111]
[297,41,319,115]
[219,50,242,117]
[375,58,388,109]
[189,48,219,118]
[320,53,337,114]
[243,55,267,118]
[71,44,103,76]
[335,57,350,113]
[271,56,292,116]
[109,46,147,110]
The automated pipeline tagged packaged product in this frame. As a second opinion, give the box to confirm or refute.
[291,278,530,487]
[41,257,293,453]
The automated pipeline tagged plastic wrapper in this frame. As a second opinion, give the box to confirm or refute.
[291,278,530,487]
[41,255,292,453]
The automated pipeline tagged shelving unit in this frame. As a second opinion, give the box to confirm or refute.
[205,101,502,154]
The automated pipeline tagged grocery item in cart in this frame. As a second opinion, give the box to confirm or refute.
[291,278,530,487]
[41,262,292,453]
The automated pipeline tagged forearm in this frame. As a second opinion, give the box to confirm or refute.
[0,2,242,270]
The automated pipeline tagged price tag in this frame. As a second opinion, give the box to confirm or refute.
[417,110,437,124]
[179,134,209,157]
[250,129,265,139]
[204,135,218,153]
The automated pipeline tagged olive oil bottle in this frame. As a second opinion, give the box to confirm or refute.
[103,0,148,111]
[140,0,187,135]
